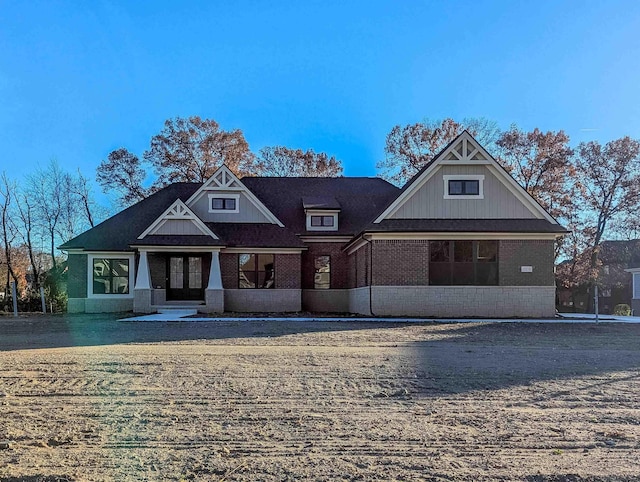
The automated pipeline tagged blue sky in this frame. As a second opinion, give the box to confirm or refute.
[1,0,640,186]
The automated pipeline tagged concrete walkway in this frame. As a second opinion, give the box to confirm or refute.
[119,312,640,323]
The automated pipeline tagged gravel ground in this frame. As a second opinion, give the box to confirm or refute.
[0,314,639,481]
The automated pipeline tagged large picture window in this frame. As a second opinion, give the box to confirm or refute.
[239,254,275,289]
[93,258,130,294]
[314,255,330,289]
[429,241,498,286]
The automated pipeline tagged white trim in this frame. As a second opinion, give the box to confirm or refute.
[208,193,240,214]
[222,247,306,254]
[373,131,558,224]
[367,232,559,240]
[306,211,339,231]
[137,199,218,240]
[299,236,353,243]
[345,232,559,255]
[87,253,135,299]
[443,174,485,200]
[185,165,285,227]
[134,246,222,253]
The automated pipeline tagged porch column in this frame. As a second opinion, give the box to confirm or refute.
[134,250,153,313]
[207,251,223,289]
[205,250,224,313]
[135,251,151,289]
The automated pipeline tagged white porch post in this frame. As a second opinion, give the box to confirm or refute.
[134,250,153,313]
[135,251,152,289]
[205,250,224,313]
[208,250,223,289]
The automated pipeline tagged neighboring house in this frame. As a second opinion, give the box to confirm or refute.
[60,131,566,317]
[557,240,640,315]
[627,267,640,315]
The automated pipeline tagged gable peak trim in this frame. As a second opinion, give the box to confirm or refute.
[373,131,557,224]
[137,199,219,240]
[184,165,285,227]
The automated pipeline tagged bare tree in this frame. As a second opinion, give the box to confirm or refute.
[15,186,43,289]
[28,161,66,269]
[144,116,261,186]
[574,136,640,311]
[0,173,19,297]
[258,146,344,177]
[496,126,575,223]
[96,148,150,207]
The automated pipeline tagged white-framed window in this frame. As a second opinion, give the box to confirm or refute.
[443,174,485,199]
[208,193,240,213]
[306,211,339,231]
[87,253,135,298]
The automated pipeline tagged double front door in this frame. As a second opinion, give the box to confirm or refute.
[167,255,204,301]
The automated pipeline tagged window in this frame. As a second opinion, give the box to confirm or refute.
[429,240,498,286]
[239,254,274,289]
[212,198,236,210]
[443,175,485,199]
[314,256,330,289]
[93,258,130,294]
[208,194,239,213]
[448,180,479,196]
[310,215,334,227]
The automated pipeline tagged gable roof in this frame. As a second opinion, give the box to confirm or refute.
[60,183,201,251]
[185,165,284,227]
[373,130,560,225]
[137,199,218,239]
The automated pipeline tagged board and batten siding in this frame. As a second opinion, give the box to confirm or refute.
[153,219,206,236]
[189,190,272,223]
[390,165,536,219]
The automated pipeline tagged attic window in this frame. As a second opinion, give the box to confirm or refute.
[311,216,334,227]
[208,194,239,213]
[443,175,485,200]
[306,212,339,231]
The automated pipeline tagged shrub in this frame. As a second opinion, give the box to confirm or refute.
[614,304,631,316]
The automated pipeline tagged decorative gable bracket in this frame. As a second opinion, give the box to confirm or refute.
[137,199,218,239]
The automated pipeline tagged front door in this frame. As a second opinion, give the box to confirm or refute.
[167,256,204,301]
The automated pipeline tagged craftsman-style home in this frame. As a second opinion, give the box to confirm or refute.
[60,131,566,317]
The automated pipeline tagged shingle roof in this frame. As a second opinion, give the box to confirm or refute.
[242,177,400,235]
[60,177,396,251]
[301,196,341,210]
[59,183,200,251]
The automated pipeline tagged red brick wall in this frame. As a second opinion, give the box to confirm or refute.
[220,253,238,289]
[275,254,301,289]
[499,240,555,286]
[301,243,349,289]
[371,240,429,286]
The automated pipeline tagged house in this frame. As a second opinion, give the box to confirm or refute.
[627,267,640,315]
[557,239,640,314]
[60,131,566,317]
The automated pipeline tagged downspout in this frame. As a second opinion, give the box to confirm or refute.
[364,236,376,316]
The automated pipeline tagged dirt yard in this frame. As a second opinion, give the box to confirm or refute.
[0,315,639,481]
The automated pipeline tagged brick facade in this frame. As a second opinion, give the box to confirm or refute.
[498,240,555,286]
[301,243,349,289]
[371,240,429,286]
[67,254,87,298]
[275,254,301,289]
[220,253,239,289]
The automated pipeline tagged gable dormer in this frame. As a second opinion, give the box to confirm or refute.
[185,165,284,226]
[137,199,218,239]
[303,196,340,231]
[374,131,558,223]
